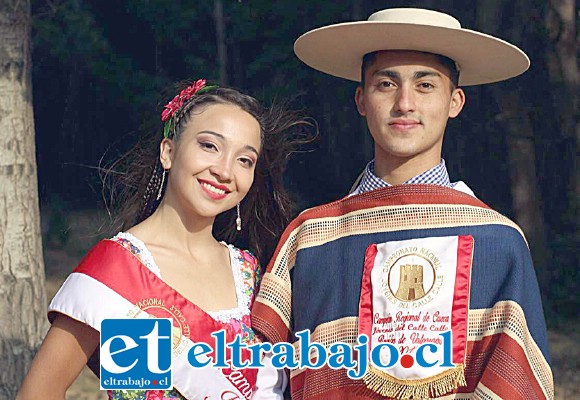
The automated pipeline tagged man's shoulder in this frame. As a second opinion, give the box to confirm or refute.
[293,184,487,221]
[288,186,528,247]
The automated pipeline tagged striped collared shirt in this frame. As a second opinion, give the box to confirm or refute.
[351,159,459,195]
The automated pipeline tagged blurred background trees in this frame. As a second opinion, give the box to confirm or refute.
[30,0,578,316]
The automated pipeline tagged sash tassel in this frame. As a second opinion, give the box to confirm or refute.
[363,363,466,400]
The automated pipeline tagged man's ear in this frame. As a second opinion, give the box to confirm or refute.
[449,88,466,118]
[355,86,367,116]
[159,138,174,169]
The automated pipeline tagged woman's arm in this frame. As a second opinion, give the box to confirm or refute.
[16,313,100,400]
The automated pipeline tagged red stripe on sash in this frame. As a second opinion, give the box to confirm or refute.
[358,244,377,340]
[75,239,258,396]
[451,235,474,364]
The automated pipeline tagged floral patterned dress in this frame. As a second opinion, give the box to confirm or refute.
[107,232,262,400]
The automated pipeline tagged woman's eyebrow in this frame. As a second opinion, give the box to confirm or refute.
[197,130,225,140]
[198,130,259,156]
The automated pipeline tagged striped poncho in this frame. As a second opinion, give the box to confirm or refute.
[252,184,553,399]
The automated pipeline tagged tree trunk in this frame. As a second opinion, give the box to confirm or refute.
[0,0,47,397]
[546,0,579,244]
[476,1,549,273]
[214,0,228,85]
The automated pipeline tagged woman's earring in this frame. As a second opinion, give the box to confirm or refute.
[236,203,242,231]
[156,169,167,201]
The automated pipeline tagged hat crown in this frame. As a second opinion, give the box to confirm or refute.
[368,8,461,29]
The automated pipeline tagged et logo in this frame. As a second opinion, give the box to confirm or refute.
[100,319,172,390]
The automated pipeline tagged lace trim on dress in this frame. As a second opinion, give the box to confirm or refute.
[113,232,162,277]
[110,232,250,323]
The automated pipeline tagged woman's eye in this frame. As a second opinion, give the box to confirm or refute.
[200,142,217,151]
[239,158,254,167]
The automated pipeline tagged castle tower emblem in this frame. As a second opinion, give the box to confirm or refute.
[395,264,426,301]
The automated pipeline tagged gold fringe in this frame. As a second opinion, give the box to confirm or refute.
[363,364,466,400]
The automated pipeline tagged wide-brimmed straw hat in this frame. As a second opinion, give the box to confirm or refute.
[294,8,530,86]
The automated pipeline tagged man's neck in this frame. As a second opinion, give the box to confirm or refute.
[374,152,442,185]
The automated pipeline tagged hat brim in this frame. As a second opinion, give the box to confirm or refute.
[294,21,530,86]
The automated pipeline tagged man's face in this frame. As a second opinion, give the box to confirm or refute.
[355,51,465,168]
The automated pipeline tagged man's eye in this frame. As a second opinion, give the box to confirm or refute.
[379,81,394,88]
[419,82,434,89]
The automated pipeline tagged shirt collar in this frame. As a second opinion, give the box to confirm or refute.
[353,159,452,195]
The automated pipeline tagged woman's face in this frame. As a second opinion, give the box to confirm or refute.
[160,103,261,221]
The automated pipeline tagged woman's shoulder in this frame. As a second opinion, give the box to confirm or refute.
[67,231,160,277]
[83,232,149,264]
[109,231,145,255]
[80,232,137,254]
[108,231,161,276]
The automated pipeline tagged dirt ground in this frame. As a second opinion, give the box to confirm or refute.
[40,210,579,400]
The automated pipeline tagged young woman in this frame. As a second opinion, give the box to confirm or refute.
[17,79,307,400]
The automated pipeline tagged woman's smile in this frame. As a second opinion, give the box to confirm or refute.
[198,178,230,200]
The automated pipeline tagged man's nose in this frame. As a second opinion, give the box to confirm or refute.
[394,85,416,114]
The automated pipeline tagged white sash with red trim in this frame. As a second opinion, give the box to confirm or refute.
[49,239,258,400]
[359,235,473,399]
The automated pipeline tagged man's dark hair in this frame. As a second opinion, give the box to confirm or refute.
[360,51,460,90]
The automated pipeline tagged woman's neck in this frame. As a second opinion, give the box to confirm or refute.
[129,201,218,253]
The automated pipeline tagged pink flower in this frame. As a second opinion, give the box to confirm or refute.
[146,390,165,400]
[241,250,257,266]
[229,318,242,333]
[161,79,208,122]
[241,314,251,327]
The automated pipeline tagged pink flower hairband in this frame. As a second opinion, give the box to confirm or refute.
[161,79,218,138]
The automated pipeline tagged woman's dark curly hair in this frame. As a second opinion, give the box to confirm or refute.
[103,82,313,265]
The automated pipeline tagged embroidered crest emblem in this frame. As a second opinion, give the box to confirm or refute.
[127,298,191,357]
[383,248,443,307]
[359,236,474,399]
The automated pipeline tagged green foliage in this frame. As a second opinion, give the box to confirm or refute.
[33,0,153,115]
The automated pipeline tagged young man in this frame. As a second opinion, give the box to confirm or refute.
[253,8,553,400]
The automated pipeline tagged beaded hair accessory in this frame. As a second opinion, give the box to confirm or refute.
[161,79,218,138]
